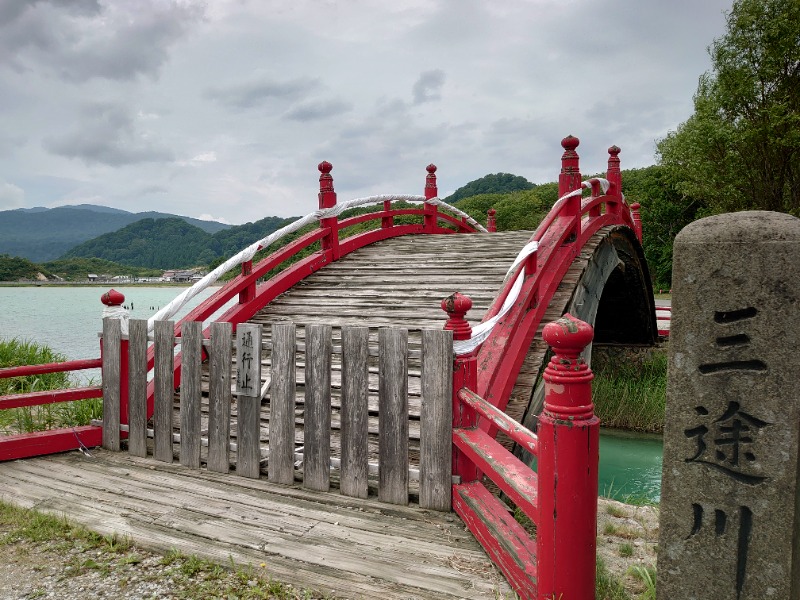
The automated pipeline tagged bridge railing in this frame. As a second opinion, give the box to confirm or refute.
[476,137,642,413]
[100,317,456,509]
[446,301,599,600]
[0,358,103,460]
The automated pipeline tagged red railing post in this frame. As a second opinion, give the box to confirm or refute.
[442,292,480,483]
[239,259,255,304]
[100,289,129,428]
[606,145,622,215]
[630,202,643,242]
[537,314,598,600]
[318,160,339,261]
[487,208,497,232]
[558,135,582,242]
[424,164,438,231]
[381,199,393,229]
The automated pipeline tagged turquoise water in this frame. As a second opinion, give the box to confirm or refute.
[0,286,663,501]
[599,430,662,503]
[0,286,227,383]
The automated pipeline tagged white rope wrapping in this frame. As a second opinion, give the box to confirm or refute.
[451,177,613,355]
[147,195,486,332]
[102,305,129,335]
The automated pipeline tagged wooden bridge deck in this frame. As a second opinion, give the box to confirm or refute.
[0,449,512,599]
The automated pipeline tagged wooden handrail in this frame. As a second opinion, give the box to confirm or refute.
[456,387,538,456]
[0,358,102,379]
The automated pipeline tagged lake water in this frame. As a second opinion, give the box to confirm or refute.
[0,285,662,502]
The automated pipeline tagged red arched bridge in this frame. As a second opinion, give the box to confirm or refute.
[0,136,658,600]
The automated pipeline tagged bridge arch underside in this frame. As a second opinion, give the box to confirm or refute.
[513,225,656,459]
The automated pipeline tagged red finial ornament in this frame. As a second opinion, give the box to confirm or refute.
[559,135,582,198]
[101,289,125,306]
[543,313,594,362]
[441,292,473,341]
[487,208,497,232]
[318,161,336,209]
[606,145,622,199]
[425,164,438,200]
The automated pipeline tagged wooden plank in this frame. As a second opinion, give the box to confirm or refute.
[207,321,233,473]
[453,427,538,522]
[0,450,511,600]
[127,318,148,457]
[101,317,121,451]
[302,324,332,492]
[379,327,409,505]
[269,322,296,485]
[453,481,538,600]
[340,326,369,498]
[153,320,174,463]
[236,323,262,479]
[419,329,453,511]
[180,321,202,469]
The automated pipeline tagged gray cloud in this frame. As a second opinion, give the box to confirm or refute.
[43,102,174,166]
[412,69,445,104]
[206,77,321,109]
[284,99,353,122]
[0,1,202,81]
[0,180,25,210]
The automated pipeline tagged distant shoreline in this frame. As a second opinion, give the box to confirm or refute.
[0,281,197,288]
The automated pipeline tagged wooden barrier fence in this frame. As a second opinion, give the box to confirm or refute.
[101,317,455,510]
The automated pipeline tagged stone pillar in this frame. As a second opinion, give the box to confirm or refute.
[658,211,800,600]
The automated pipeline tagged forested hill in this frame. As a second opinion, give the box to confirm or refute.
[62,215,294,269]
[0,205,232,263]
[445,173,535,203]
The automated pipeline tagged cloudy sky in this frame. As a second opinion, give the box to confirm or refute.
[0,0,732,225]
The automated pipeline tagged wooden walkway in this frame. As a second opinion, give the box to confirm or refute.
[0,449,512,599]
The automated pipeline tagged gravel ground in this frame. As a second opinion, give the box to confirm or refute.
[0,497,658,599]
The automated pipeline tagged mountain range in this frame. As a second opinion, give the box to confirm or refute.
[0,204,232,263]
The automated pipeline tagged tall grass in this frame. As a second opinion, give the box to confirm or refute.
[592,350,667,432]
[0,338,102,435]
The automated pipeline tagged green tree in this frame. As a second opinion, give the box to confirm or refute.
[658,0,800,214]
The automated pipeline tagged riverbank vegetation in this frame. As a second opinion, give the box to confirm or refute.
[591,349,668,433]
[0,339,101,435]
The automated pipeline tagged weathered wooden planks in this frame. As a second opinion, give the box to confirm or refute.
[127,318,148,457]
[340,326,370,498]
[269,323,296,485]
[207,321,232,473]
[378,327,409,505]
[303,324,332,491]
[0,450,511,600]
[235,323,262,478]
[153,320,175,463]
[101,318,121,451]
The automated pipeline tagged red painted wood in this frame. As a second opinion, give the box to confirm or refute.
[318,161,340,261]
[0,358,102,379]
[423,164,438,232]
[457,388,538,455]
[487,208,497,232]
[536,314,599,600]
[0,387,102,410]
[239,259,255,304]
[477,200,634,418]
[0,426,102,461]
[452,427,538,522]
[453,481,538,599]
[630,201,643,241]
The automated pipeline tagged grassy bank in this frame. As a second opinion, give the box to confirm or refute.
[591,349,667,433]
[0,338,102,435]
